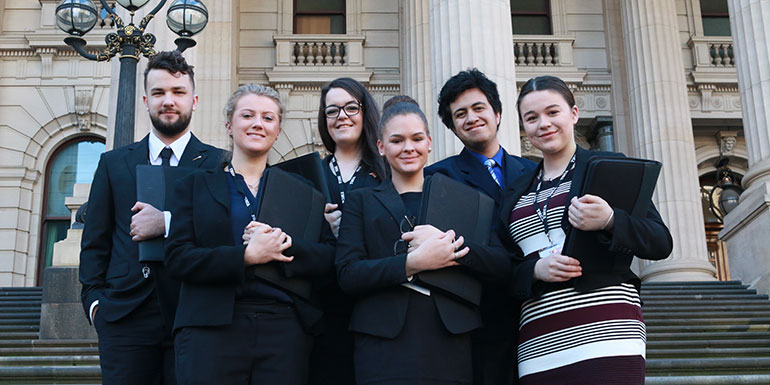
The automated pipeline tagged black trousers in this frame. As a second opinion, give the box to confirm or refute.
[174,301,312,385]
[94,294,175,385]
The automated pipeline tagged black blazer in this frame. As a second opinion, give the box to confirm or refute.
[500,146,673,299]
[164,167,335,333]
[323,154,382,208]
[425,147,536,208]
[79,134,224,323]
[335,179,512,339]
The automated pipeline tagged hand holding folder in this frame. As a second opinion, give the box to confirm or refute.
[247,156,327,300]
[562,156,662,260]
[415,173,495,306]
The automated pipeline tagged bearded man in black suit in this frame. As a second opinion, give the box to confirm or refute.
[79,50,224,385]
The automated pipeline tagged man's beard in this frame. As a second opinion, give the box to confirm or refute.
[150,109,192,137]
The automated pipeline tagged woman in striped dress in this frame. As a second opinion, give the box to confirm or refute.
[501,76,673,384]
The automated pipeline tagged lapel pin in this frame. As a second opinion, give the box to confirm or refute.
[192,155,202,161]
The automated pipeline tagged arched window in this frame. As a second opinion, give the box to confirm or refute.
[511,0,551,35]
[37,137,105,282]
[294,0,346,34]
[701,0,731,36]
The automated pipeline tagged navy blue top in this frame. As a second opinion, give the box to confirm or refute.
[226,172,292,303]
[467,146,505,187]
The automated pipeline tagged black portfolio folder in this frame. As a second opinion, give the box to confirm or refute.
[136,165,201,262]
[562,156,662,259]
[248,166,326,299]
[415,173,494,306]
[272,152,332,202]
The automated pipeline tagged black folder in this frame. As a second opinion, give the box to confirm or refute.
[248,166,326,299]
[136,165,202,262]
[561,156,662,259]
[415,173,494,306]
[272,152,332,202]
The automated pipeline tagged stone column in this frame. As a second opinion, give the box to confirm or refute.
[620,0,716,281]
[720,0,770,295]
[401,0,438,160]
[428,0,520,160]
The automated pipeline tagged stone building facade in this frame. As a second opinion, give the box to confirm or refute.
[0,0,767,293]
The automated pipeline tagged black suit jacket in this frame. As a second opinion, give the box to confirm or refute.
[164,167,336,333]
[335,179,511,339]
[501,146,673,299]
[425,148,536,208]
[79,134,225,323]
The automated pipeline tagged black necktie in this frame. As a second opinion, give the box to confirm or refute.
[160,147,173,167]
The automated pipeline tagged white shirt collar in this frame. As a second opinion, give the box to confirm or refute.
[148,130,192,166]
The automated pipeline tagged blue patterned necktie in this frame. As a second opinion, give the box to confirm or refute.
[483,158,502,187]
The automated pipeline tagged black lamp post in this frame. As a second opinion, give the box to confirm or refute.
[708,157,743,223]
[55,0,208,149]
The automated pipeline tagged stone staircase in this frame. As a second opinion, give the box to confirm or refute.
[0,287,100,384]
[643,281,770,384]
[0,281,768,384]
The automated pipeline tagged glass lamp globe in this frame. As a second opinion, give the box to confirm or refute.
[55,0,99,36]
[115,0,152,12]
[718,187,741,214]
[167,0,209,37]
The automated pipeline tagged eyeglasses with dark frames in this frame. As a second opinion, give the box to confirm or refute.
[325,101,363,119]
[393,215,417,256]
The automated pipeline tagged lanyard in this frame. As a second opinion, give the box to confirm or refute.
[330,156,361,204]
[533,153,576,243]
[228,163,259,221]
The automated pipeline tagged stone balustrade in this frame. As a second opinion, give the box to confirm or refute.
[273,34,365,67]
[689,36,735,68]
[512,35,585,83]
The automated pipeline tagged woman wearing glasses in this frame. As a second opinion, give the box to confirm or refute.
[335,101,508,385]
[310,78,386,385]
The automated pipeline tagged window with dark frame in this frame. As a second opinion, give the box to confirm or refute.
[37,137,104,284]
[511,0,552,35]
[700,0,731,36]
[294,0,346,34]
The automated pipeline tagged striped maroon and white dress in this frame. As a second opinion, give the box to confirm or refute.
[508,168,646,385]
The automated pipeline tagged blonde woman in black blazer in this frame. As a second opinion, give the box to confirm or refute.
[165,84,334,385]
[335,101,511,385]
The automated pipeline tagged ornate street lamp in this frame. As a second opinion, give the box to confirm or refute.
[708,157,743,223]
[55,0,208,148]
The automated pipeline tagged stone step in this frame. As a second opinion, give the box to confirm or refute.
[646,357,770,375]
[0,355,100,366]
[0,301,41,308]
[647,324,770,333]
[0,319,39,326]
[0,288,43,294]
[642,281,746,287]
[646,317,770,326]
[0,366,101,384]
[647,347,770,358]
[0,296,44,302]
[645,374,770,385]
[647,331,770,341]
[0,325,39,333]
[642,299,770,307]
[0,312,41,319]
[0,332,39,340]
[0,346,99,357]
[643,310,770,318]
[646,339,770,349]
[641,294,768,301]
[0,340,97,348]
[641,288,754,295]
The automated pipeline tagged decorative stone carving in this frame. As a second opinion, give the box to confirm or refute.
[521,136,533,153]
[74,87,94,131]
[717,130,738,155]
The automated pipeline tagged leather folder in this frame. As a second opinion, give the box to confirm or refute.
[136,165,199,262]
[415,173,494,306]
[271,152,332,202]
[561,156,662,259]
[248,166,326,300]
